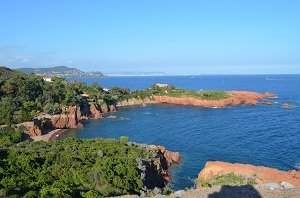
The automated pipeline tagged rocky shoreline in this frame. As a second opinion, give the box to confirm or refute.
[20,90,278,141]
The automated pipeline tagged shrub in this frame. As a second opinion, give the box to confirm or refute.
[119,136,129,144]
[0,138,154,197]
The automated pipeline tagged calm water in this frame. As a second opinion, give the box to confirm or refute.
[61,75,300,189]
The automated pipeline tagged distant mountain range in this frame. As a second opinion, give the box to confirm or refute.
[16,66,104,77]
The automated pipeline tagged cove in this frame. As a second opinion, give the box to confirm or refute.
[58,103,300,190]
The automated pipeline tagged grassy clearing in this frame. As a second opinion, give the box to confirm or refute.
[149,85,230,100]
[198,173,257,187]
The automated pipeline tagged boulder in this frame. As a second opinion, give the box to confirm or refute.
[281,103,293,108]
[261,183,280,190]
[264,101,274,105]
[281,181,295,189]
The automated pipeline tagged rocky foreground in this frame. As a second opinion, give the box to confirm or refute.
[116,161,300,197]
[197,161,300,188]
[114,186,300,198]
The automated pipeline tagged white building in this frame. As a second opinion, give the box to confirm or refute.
[43,77,52,82]
[155,83,168,88]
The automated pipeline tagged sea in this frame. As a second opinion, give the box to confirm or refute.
[58,75,300,190]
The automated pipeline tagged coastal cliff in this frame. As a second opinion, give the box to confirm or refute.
[21,104,105,138]
[140,145,181,189]
[197,161,300,188]
[153,91,276,107]
[23,90,277,139]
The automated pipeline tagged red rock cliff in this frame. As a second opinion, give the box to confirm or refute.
[141,145,181,189]
[197,161,300,188]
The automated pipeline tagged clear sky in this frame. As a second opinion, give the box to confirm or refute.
[0,0,300,74]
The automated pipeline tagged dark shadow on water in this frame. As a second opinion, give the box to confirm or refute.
[208,185,262,198]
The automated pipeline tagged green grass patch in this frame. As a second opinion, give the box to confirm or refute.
[198,173,257,187]
[149,85,230,100]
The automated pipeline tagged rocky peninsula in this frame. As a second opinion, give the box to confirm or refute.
[152,91,276,107]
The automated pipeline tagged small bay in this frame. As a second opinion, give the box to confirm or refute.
[59,75,300,189]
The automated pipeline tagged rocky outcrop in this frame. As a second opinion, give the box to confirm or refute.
[140,145,181,189]
[281,103,293,108]
[153,91,277,107]
[80,102,103,119]
[147,145,181,167]
[264,101,274,105]
[197,161,300,188]
[50,106,83,129]
[89,103,103,118]
[17,121,42,137]
[99,103,116,113]
[117,98,156,107]
[109,104,116,112]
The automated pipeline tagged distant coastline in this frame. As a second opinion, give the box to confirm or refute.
[16,66,105,78]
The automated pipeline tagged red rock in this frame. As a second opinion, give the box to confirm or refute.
[281,103,293,108]
[197,161,300,188]
[89,103,102,119]
[264,101,274,105]
[152,91,277,107]
[147,145,181,166]
[109,105,116,112]
[50,106,82,129]
[17,121,42,137]
[28,125,43,136]
[101,103,109,113]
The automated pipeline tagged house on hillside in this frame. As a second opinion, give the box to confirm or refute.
[155,83,168,88]
[43,77,52,82]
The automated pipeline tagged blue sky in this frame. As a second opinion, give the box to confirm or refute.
[0,0,299,74]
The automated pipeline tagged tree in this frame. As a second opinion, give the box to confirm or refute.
[0,97,15,125]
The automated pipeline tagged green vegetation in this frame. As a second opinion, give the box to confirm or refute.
[149,84,230,100]
[0,126,24,147]
[0,138,156,197]
[0,67,237,197]
[0,68,112,125]
[0,67,229,126]
[198,173,257,187]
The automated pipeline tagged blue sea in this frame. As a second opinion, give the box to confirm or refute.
[60,75,300,190]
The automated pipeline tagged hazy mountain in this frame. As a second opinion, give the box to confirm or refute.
[16,66,104,77]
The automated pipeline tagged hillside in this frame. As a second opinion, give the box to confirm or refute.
[0,66,26,84]
[16,66,104,77]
